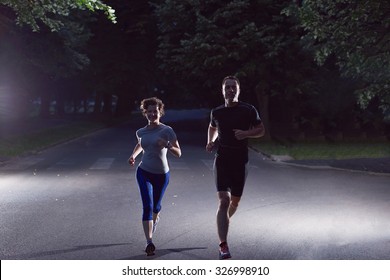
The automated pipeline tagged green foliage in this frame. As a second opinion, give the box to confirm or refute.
[154,0,258,79]
[290,0,390,109]
[0,12,94,85]
[84,1,159,111]
[0,0,116,31]
[152,0,311,105]
[0,0,116,80]
[77,0,116,23]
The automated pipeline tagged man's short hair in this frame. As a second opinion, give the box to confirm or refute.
[222,76,240,87]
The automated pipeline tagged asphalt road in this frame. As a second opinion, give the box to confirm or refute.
[1,111,390,260]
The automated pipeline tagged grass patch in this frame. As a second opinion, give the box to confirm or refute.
[0,121,107,157]
[250,139,390,160]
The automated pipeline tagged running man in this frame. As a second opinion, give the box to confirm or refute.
[206,76,265,259]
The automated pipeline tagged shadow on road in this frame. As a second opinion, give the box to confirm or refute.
[121,247,208,260]
[2,243,130,260]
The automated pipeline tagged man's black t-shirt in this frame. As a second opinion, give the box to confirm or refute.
[210,101,262,160]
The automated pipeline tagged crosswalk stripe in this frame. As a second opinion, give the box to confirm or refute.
[47,159,76,170]
[89,158,115,170]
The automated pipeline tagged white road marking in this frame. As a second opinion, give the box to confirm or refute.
[89,158,115,170]
[47,159,77,170]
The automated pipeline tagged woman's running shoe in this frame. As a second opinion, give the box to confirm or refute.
[145,241,156,256]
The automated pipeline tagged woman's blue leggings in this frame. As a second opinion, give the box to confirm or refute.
[136,167,170,221]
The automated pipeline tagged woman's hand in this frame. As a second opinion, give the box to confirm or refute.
[128,156,136,166]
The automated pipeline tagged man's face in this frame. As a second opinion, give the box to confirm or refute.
[222,79,240,102]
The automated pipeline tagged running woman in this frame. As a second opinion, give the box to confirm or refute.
[128,97,182,256]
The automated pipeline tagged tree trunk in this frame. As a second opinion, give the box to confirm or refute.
[115,94,134,117]
[55,91,65,116]
[102,92,112,115]
[255,84,271,140]
[39,83,51,118]
[93,91,102,114]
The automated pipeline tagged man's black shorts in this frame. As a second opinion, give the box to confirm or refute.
[213,153,248,197]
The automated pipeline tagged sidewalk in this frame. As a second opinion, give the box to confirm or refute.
[270,155,390,175]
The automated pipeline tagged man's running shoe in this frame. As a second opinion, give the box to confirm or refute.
[152,216,160,233]
[145,241,155,256]
[219,242,231,260]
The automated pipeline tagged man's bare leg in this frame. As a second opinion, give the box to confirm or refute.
[216,191,231,243]
[228,195,241,218]
[217,191,233,259]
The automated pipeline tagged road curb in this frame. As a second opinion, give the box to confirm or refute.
[249,146,390,176]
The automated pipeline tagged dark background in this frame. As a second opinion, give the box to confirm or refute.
[1,0,389,142]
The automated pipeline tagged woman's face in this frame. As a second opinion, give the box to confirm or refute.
[145,105,161,124]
